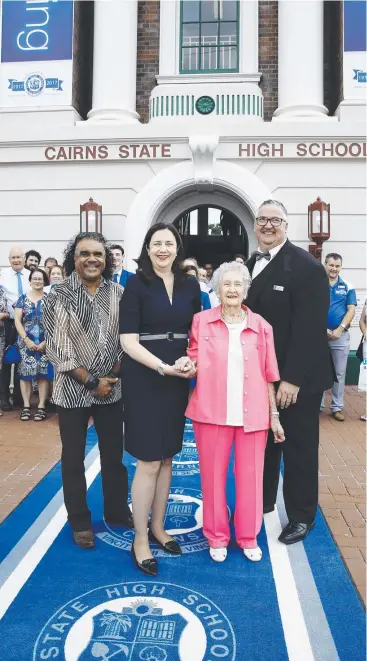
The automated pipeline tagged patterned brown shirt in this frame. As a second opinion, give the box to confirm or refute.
[44,271,123,408]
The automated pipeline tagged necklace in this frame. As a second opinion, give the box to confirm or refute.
[221,308,247,324]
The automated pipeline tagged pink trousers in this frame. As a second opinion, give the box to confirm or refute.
[194,423,267,549]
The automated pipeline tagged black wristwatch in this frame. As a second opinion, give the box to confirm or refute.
[84,374,99,391]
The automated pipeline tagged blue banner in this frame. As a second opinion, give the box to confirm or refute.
[1,0,73,63]
[8,75,63,93]
[344,0,367,52]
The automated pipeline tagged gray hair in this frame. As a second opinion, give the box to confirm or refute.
[258,199,288,219]
[183,257,198,268]
[212,261,251,298]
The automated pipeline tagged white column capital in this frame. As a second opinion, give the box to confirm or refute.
[274,0,329,121]
[87,0,140,124]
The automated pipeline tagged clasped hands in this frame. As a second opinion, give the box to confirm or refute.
[24,338,46,353]
[93,376,118,398]
[169,356,197,379]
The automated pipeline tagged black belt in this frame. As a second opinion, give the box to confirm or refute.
[139,333,187,342]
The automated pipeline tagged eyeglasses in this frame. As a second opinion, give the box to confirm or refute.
[256,216,284,227]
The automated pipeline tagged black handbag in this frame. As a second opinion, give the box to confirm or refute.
[356,336,364,363]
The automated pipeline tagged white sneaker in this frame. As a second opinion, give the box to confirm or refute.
[243,547,262,562]
[209,547,227,562]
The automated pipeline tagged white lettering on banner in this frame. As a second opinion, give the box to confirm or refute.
[17,29,49,51]
[17,1,54,52]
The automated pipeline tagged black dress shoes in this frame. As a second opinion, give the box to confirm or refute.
[278,520,315,545]
[131,542,158,576]
[0,400,12,412]
[73,530,96,549]
[148,527,182,555]
[105,511,134,529]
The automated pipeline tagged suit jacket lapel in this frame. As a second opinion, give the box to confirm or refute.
[246,253,256,275]
[247,240,289,304]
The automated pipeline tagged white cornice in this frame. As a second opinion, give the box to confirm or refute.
[0,118,365,147]
[156,73,261,85]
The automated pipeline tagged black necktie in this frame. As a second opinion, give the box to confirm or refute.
[255,251,271,262]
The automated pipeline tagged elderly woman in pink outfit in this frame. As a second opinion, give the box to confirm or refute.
[183,261,285,563]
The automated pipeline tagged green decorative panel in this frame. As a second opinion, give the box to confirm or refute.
[195,95,215,115]
[149,93,264,119]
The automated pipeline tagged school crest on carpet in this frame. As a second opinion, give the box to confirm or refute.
[33,583,236,661]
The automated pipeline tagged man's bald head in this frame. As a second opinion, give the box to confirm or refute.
[9,246,25,272]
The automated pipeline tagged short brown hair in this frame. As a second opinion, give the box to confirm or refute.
[325,253,342,264]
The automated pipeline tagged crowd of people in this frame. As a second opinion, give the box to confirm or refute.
[0,199,365,577]
[0,250,61,419]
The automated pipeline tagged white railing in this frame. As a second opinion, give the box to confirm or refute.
[182,35,237,70]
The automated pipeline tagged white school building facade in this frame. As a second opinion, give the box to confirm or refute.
[0,0,365,349]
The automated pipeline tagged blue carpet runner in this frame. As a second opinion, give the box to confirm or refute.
[0,421,365,661]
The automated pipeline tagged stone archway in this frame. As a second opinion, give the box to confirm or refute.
[124,159,272,271]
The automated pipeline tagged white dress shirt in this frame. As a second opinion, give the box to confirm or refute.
[252,240,287,280]
[0,268,30,317]
[113,270,122,283]
[225,319,247,425]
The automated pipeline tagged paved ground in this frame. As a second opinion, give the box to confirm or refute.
[319,387,366,604]
[0,387,365,604]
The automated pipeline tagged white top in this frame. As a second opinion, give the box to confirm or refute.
[0,268,30,317]
[252,239,287,279]
[225,319,248,426]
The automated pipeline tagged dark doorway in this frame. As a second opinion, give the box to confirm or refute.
[173,206,248,267]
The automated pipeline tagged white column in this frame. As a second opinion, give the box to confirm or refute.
[273,0,328,120]
[87,0,139,124]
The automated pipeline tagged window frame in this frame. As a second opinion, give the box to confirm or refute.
[179,0,240,74]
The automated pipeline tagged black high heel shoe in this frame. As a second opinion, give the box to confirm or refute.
[131,542,158,576]
[148,527,182,556]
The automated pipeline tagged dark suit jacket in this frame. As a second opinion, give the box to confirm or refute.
[246,240,333,394]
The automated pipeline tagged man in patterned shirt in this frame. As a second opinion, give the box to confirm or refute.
[44,232,132,549]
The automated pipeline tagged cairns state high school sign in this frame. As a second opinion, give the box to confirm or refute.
[43,141,367,161]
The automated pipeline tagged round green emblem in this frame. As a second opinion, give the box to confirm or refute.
[195,95,215,115]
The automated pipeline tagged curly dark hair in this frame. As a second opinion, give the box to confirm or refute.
[63,232,114,279]
[25,249,41,264]
[135,223,186,283]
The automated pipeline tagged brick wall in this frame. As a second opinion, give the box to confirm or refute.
[258,0,278,121]
[136,0,160,123]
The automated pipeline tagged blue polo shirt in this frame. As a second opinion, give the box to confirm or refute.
[327,276,357,330]
[201,290,211,311]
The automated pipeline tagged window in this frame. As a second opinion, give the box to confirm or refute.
[180,0,239,73]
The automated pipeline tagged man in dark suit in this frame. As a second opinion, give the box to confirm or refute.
[246,199,333,544]
[110,244,134,287]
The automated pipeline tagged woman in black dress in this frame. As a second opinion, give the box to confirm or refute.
[119,223,201,576]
